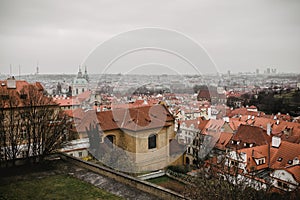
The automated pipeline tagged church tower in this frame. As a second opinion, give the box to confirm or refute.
[72,66,88,96]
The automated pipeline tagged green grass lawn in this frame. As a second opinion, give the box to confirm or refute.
[0,174,123,200]
[148,176,185,194]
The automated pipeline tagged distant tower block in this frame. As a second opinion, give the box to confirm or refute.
[36,66,39,75]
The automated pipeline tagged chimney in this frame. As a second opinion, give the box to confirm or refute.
[7,77,16,89]
[267,123,271,136]
[223,116,229,123]
[272,136,281,148]
[293,157,299,165]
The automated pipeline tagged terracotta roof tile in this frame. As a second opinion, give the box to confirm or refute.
[227,124,271,150]
[286,165,300,183]
[76,104,174,132]
[0,79,56,108]
[238,144,269,171]
[215,132,233,150]
[270,141,300,169]
[54,97,81,107]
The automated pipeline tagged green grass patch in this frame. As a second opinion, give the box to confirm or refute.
[148,175,171,184]
[148,175,185,194]
[0,174,123,200]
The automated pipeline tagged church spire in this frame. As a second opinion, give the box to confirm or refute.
[77,65,83,78]
[83,65,89,82]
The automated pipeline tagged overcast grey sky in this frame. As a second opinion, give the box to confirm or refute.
[0,0,299,75]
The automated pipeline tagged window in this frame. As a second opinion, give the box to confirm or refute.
[277,157,283,162]
[76,88,78,95]
[105,135,115,148]
[21,130,26,139]
[78,152,83,157]
[82,88,85,93]
[278,181,289,189]
[231,160,238,167]
[20,94,27,99]
[148,134,157,149]
[258,158,265,165]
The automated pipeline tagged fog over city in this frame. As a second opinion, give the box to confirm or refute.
[1,0,300,75]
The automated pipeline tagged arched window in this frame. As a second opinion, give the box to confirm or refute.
[148,134,157,149]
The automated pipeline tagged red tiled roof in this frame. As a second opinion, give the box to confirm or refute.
[270,141,300,169]
[201,119,225,135]
[64,108,85,119]
[0,79,56,108]
[286,165,300,183]
[181,119,199,128]
[215,132,233,150]
[54,97,81,107]
[77,90,91,103]
[238,144,269,171]
[76,104,174,132]
[227,124,271,150]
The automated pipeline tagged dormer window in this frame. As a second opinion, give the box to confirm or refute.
[287,160,293,165]
[258,158,265,165]
[277,157,283,162]
[231,140,237,145]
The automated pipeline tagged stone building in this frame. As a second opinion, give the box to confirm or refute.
[77,104,184,172]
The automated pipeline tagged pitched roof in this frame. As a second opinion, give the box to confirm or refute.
[76,104,174,132]
[285,165,300,183]
[64,108,85,119]
[0,79,56,108]
[215,132,234,150]
[226,124,271,150]
[270,141,300,169]
[54,97,81,107]
[202,119,225,134]
[238,144,269,171]
[76,90,91,103]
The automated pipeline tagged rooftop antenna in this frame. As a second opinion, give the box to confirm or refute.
[36,61,39,75]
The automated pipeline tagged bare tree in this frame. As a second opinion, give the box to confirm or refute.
[0,83,69,165]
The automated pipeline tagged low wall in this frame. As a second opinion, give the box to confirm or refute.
[58,153,186,200]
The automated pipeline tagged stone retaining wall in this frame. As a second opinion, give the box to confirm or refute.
[58,153,186,200]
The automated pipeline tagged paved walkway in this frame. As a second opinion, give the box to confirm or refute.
[62,162,160,200]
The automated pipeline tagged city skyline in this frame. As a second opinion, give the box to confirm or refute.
[1,0,300,75]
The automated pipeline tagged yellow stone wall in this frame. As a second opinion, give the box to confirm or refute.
[102,124,176,172]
